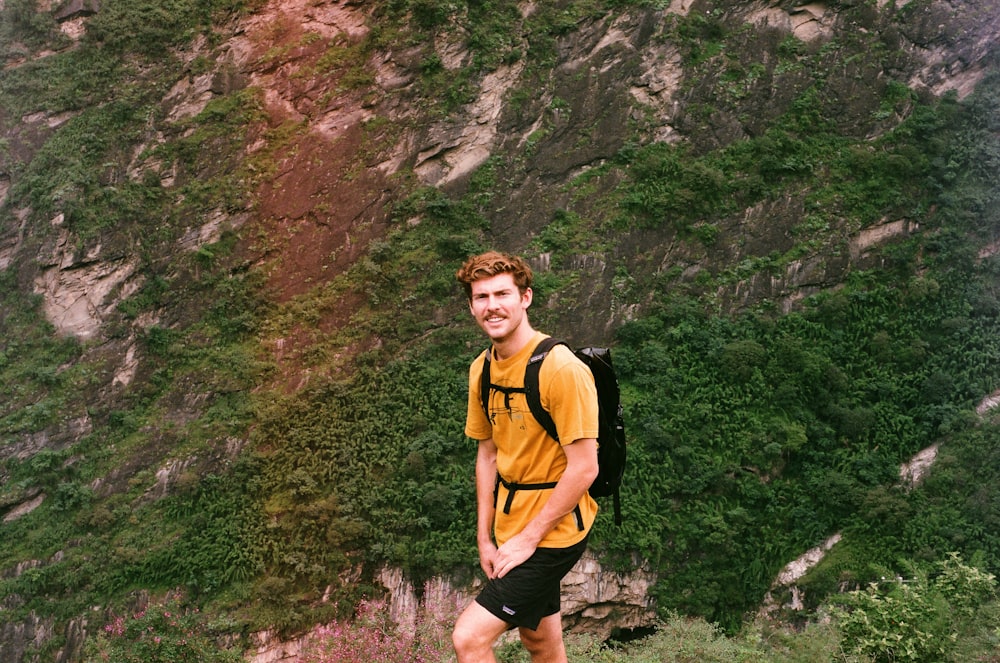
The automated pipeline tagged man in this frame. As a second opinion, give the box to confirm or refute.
[452,251,600,663]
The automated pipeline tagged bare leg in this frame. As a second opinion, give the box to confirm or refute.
[518,613,567,663]
[453,601,511,663]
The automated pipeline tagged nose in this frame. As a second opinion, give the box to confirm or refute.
[478,294,500,310]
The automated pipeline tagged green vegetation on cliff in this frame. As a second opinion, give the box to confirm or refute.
[0,0,998,660]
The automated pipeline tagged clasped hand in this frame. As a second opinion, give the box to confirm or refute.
[480,533,538,579]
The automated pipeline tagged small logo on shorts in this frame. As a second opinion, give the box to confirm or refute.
[502,605,516,616]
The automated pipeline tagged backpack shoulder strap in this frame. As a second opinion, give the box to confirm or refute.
[524,337,565,442]
[479,348,492,417]
[480,338,565,439]
[480,348,531,415]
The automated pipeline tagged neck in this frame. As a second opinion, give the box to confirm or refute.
[491,323,536,360]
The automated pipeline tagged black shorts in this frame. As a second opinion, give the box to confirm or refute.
[475,536,588,631]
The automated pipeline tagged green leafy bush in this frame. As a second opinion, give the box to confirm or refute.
[0,0,63,56]
[84,598,243,663]
[832,554,997,662]
[84,0,253,56]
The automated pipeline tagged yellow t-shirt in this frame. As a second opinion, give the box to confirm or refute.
[465,332,600,548]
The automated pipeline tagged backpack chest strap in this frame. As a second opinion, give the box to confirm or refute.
[479,338,564,441]
[488,383,525,413]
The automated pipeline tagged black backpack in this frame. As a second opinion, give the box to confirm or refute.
[480,337,626,525]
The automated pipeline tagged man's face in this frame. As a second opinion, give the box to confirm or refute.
[468,272,532,344]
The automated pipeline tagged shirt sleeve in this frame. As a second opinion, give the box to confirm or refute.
[541,346,600,445]
[464,350,493,441]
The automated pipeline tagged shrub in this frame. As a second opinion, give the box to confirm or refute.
[497,615,768,663]
[832,554,997,662]
[0,0,62,54]
[835,579,948,663]
[84,598,243,663]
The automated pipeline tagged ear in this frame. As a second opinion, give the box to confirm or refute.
[521,287,533,308]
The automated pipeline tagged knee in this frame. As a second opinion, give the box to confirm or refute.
[519,627,545,655]
[519,619,566,662]
[453,602,508,661]
[452,621,483,658]
[451,622,469,653]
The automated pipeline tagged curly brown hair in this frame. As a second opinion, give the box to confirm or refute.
[455,251,533,300]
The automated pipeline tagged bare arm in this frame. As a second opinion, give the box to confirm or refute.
[492,437,599,578]
[475,438,499,577]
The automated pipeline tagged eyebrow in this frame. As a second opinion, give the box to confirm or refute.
[472,287,514,297]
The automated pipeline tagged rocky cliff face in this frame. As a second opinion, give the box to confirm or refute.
[1,0,998,659]
[245,553,656,662]
[379,551,657,641]
[9,0,997,344]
